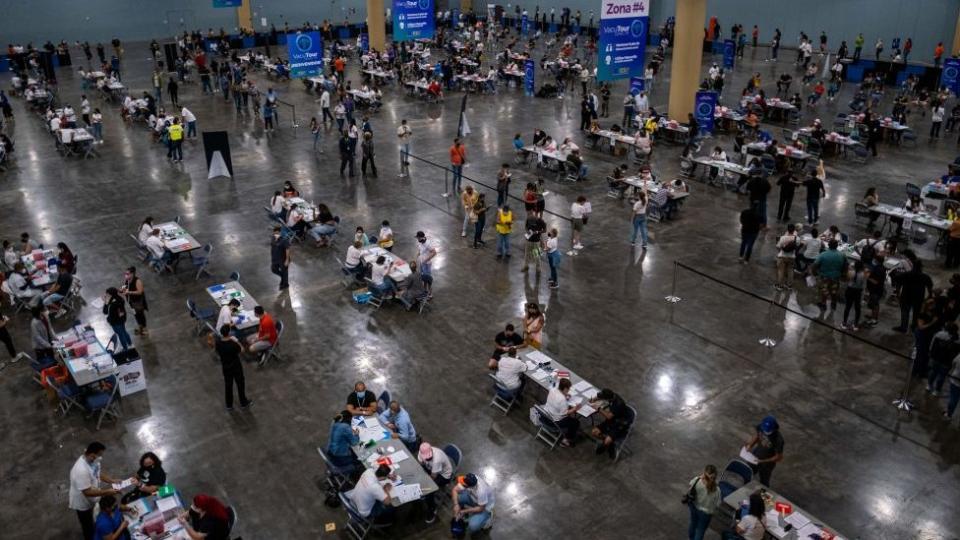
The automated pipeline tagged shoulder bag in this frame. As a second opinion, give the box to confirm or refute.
[681,477,700,505]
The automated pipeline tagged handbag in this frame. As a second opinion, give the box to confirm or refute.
[681,477,699,505]
[450,517,467,539]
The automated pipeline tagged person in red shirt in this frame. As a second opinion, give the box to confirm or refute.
[449,138,466,193]
[807,80,825,106]
[334,56,346,76]
[934,42,945,67]
[246,306,277,357]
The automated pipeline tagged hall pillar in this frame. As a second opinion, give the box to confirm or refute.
[461,0,473,12]
[366,0,387,51]
[667,0,706,121]
[953,7,960,56]
[237,0,253,33]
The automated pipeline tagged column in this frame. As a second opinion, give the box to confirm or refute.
[667,0,706,122]
[953,8,960,56]
[366,0,387,51]
[461,0,473,13]
[237,0,253,34]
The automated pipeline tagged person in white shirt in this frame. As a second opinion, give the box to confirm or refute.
[491,348,526,391]
[635,91,649,117]
[730,493,767,540]
[49,115,62,132]
[144,229,168,262]
[558,137,579,155]
[931,105,945,138]
[418,442,454,522]
[69,442,126,540]
[137,218,154,245]
[80,96,91,125]
[91,109,103,142]
[709,146,727,180]
[5,263,41,300]
[349,465,395,521]
[543,377,582,446]
[795,226,822,273]
[545,228,561,288]
[776,223,799,290]
[319,89,332,124]
[369,255,395,297]
[452,473,495,534]
[378,221,394,251]
[216,298,240,332]
[569,195,591,253]
[180,106,197,138]
[344,240,364,277]
[269,191,285,217]
[2,241,18,269]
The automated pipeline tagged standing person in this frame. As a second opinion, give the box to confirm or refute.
[181,106,197,138]
[568,195,591,254]
[496,163,512,207]
[853,32,864,60]
[521,211,546,273]
[338,131,355,177]
[599,82,611,117]
[874,38,883,61]
[216,324,252,410]
[685,464,721,540]
[630,190,649,248]
[495,204,513,260]
[360,131,377,177]
[811,239,847,311]
[460,186,479,238]
[0,308,25,365]
[270,226,291,290]
[622,94,635,128]
[415,231,437,296]
[739,204,761,263]
[90,108,104,143]
[151,68,164,104]
[928,322,960,395]
[744,415,784,487]
[449,137,466,193]
[120,266,148,336]
[545,228,561,289]
[934,41,945,67]
[803,170,826,225]
[102,288,132,350]
[751,25,758,47]
[776,172,799,222]
[931,103,945,139]
[263,99,275,131]
[746,174,771,227]
[167,77,179,107]
[167,118,183,162]
[310,116,322,153]
[69,442,123,540]
[397,119,412,176]
[894,262,933,332]
[320,87,333,124]
[473,193,489,248]
[775,224,799,291]
[841,260,866,330]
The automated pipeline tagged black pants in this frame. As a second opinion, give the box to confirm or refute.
[474,215,486,246]
[271,262,289,288]
[361,154,377,175]
[947,238,960,268]
[223,368,249,408]
[777,192,793,220]
[866,137,878,156]
[931,121,942,138]
[752,462,776,487]
[77,509,95,540]
[0,326,15,358]
[169,88,179,106]
[322,107,334,123]
[557,416,579,441]
[900,299,922,330]
[843,287,862,325]
[340,154,355,176]
[133,309,147,328]
[425,474,451,514]
[580,114,590,130]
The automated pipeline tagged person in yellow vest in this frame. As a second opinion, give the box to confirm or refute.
[495,204,513,260]
[167,117,184,162]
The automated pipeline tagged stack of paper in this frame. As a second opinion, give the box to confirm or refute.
[577,404,596,417]
[526,350,552,365]
[796,523,822,539]
[388,449,410,463]
[156,497,179,512]
[572,380,594,394]
[391,483,423,504]
[358,427,386,443]
[739,447,759,465]
[784,512,811,529]
[112,478,135,491]
[529,370,550,381]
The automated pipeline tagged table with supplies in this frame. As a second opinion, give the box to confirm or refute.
[55,324,117,387]
[622,176,690,200]
[870,203,951,236]
[58,128,97,158]
[283,197,319,222]
[21,249,58,287]
[723,482,848,540]
[348,89,377,105]
[588,130,636,153]
[206,281,260,331]
[691,157,752,182]
[522,349,601,419]
[351,416,439,506]
[656,120,690,144]
[745,142,811,162]
[740,97,797,121]
[362,68,394,84]
[359,245,412,282]
[156,222,201,254]
[127,490,191,540]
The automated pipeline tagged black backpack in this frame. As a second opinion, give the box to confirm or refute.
[858,239,879,263]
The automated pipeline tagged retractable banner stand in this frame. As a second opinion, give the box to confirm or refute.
[393,0,436,41]
[723,38,736,69]
[695,91,717,134]
[522,14,530,36]
[597,0,649,81]
[202,131,233,179]
[630,75,644,95]
[288,31,323,79]
[524,59,536,96]
[941,58,960,95]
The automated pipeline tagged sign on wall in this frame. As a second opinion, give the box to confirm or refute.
[695,91,717,134]
[597,0,649,82]
[212,0,242,7]
[393,0,436,41]
[287,31,323,79]
[524,59,535,96]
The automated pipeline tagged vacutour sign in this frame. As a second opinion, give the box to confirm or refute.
[394,0,436,41]
[597,0,649,82]
[288,31,323,78]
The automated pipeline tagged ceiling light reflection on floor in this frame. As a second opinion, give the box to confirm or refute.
[656,373,673,400]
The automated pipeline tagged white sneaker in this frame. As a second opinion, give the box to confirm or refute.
[574,243,584,250]
[566,250,576,256]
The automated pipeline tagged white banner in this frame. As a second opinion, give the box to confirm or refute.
[600,0,649,21]
[117,359,148,396]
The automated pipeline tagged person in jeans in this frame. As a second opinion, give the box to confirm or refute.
[495,205,513,260]
[841,260,866,330]
[630,191,649,248]
[775,224,799,290]
[270,226,291,290]
[102,287,132,350]
[460,186,479,237]
[803,171,826,225]
[739,204,761,263]
[944,353,960,422]
[449,137,466,193]
[927,322,959,395]
[545,228,561,289]
[397,119,412,176]
[686,464,721,540]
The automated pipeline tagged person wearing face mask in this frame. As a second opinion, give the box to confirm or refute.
[346,381,378,416]
[120,267,148,336]
[102,287,132,350]
[215,298,240,334]
[2,239,19,269]
[414,231,437,297]
[177,494,230,540]
[270,226,291,290]
[7,262,42,305]
[69,441,129,540]
[31,305,55,361]
[326,410,361,469]
[121,451,166,504]
[215,324,252,411]
[93,494,132,540]
[418,441,454,523]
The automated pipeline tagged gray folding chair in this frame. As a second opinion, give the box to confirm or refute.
[258,320,284,367]
[488,373,518,415]
[533,404,563,449]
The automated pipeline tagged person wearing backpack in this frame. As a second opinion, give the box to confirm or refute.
[684,464,720,540]
[775,223,799,290]
[928,321,960,395]
[841,260,866,330]
[855,230,884,265]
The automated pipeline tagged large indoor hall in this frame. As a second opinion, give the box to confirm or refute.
[1,0,959,539]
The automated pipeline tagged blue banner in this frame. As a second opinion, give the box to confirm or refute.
[522,14,529,36]
[393,0,436,41]
[941,58,960,94]
[723,39,735,69]
[524,59,535,96]
[451,8,459,28]
[213,0,242,7]
[597,0,649,82]
[288,31,323,79]
[695,91,717,134]
[360,33,369,53]
[629,76,644,95]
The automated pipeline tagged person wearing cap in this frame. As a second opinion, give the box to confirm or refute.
[349,464,395,523]
[379,400,418,451]
[589,388,631,459]
[744,416,784,486]
[215,298,240,333]
[417,442,453,523]
[452,473,495,533]
[346,381,378,416]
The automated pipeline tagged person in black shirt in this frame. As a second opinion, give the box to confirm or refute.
[588,388,631,459]
[739,204,762,262]
[894,261,933,332]
[346,381,378,416]
[745,416,784,486]
[775,173,800,222]
[746,175,771,226]
[521,215,546,273]
[215,325,251,410]
[803,174,826,225]
[270,226,290,290]
[579,97,592,131]
[488,324,525,366]
[122,452,166,503]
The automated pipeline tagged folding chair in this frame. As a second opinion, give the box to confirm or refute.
[258,320,283,366]
[335,256,360,289]
[191,244,213,280]
[364,279,385,310]
[854,202,874,226]
[443,444,462,477]
[488,373,519,415]
[533,404,563,449]
[84,376,122,430]
[226,507,238,535]
[377,390,391,413]
[229,271,241,282]
[611,405,637,462]
[901,129,918,146]
[317,447,354,491]
[718,459,754,499]
[339,491,391,539]
[187,299,217,335]
[47,375,83,416]
[416,295,431,315]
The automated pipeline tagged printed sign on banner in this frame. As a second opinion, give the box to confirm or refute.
[695,91,717,134]
[287,31,323,78]
[597,0,649,82]
[360,34,369,53]
[451,8,459,28]
[212,0,242,7]
[522,14,529,36]
[941,57,960,95]
[393,0,436,41]
[524,59,536,96]
[723,39,736,69]
[630,76,644,95]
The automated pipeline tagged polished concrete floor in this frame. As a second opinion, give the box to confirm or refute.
[1,37,959,540]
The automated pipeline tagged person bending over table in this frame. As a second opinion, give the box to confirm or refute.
[346,381,378,416]
[215,299,240,334]
[350,465,396,524]
[589,388,631,459]
[418,442,454,524]
[743,415,784,487]
[178,494,230,540]
[379,400,419,452]
[326,410,361,469]
[490,347,527,397]
[396,261,429,311]
[544,377,582,447]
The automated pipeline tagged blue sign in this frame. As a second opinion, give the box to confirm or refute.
[597,0,649,82]
[695,91,717,134]
[451,8,459,29]
[723,39,736,69]
[629,76,644,95]
[213,0,242,7]
[360,33,369,53]
[287,31,323,79]
[524,59,535,96]
[522,14,529,36]
[941,58,960,94]
[393,0,436,41]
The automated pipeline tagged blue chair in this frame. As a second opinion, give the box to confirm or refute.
[258,320,284,367]
[443,444,462,477]
[760,154,776,176]
[191,244,213,280]
[187,299,216,335]
[229,271,240,282]
[84,376,122,430]
[533,404,563,450]
[718,459,754,499]
[377,390,391,413]
[901,129,918,146]
[488,373,518,415]
[317,446,354,491]
[47,375,82,416]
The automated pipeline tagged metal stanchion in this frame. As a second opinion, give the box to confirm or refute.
[892,353,918,412]
[664,261,682,304]
[758,300,779,348]
[442,169,450,197]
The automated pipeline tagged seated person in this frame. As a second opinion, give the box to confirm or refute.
[41,269,73,308]
[349,464,395,523]
[286,207,308,238]
[489,347,527,396]
[368,255,396,298]
[343,240,364,277]
[541,136,557,153]
[589,388,631,459]
[245,306,277,357]
[269,190,284,219]
[307,204,338,246]
[5,263,42,303]
[512,133,525,154]
[487,323,525,365]
[326,410,361,469]
[396,261,429,310]
[709,146,727,179]
[282,180,299,198]
[608,164,631,198]
[215,298,241,333]
[346,381,378,416]
[558,137,579,155]
[452,473,495,534]
[418,442,454,522]
[144,229,173,268]
[379,400,419,451]
[566,149,587,178]
[820,224,845,243]
[121,452,167,504]
[543,377,582,447]
[634,130,652,157]
[532,128,547,146]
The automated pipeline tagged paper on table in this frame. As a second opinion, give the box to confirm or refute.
[796,523,821,539]
[577,404,596,417]
[391,483,423,504]
[582,387,599,400]
[785,512,811,529]
[567,395,584,406]
[112,478,135,491]
[764,510,787,536]
[156,496,179,512]
[526,350,553,365]
[388,449,410,463]
[529,369,550,381]
[572,380,594,393]
[358,427,386,442]
[739,447,760,465]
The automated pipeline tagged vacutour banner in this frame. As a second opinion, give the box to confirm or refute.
[287,31,323,79]
[393,0,436,41]
[597,0,649,82]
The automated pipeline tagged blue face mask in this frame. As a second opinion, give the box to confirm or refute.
[356,392,365,401]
